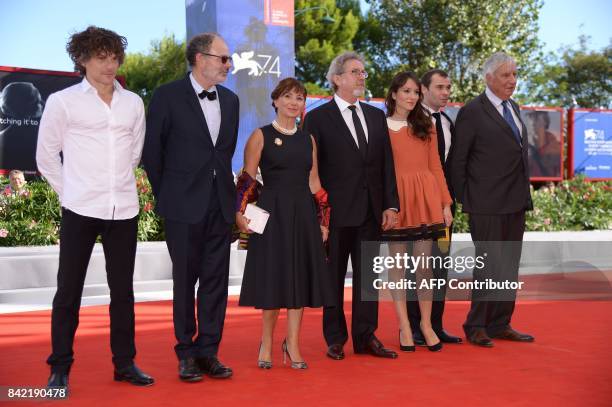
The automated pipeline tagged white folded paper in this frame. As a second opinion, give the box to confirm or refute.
[244,203,270,234]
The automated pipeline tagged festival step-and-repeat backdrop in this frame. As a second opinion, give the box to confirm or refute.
[186,0,295,173]
[569,109,612,180]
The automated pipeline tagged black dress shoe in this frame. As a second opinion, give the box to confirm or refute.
[491,328,535,342]
[326,344,345,360]
[468,330,494,348]
[357,338,398,359]
[179,358,203,382]
[47,372,69,388]
[196,356,233,379]
[437,330,463,344]
[114,364,155,386]
[412,331,426,347]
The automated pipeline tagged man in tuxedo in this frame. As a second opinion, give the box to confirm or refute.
[406,69,463,346]
[303,51,400,360]
[450,52,534,347]
[143,33,239,381]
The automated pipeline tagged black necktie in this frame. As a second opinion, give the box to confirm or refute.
[198,89,217,101]
[432,112,446,163]
[348,105,368,159]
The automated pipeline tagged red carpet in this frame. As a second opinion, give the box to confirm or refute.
[1,292,611,406]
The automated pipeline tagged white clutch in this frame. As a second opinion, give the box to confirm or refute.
[244,203,270,234]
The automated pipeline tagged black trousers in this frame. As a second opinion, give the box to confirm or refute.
[47,208,138,374]
[463,211,525,337]
[164,181,232,360]
[323,207,380,352]
[407,226,453,335]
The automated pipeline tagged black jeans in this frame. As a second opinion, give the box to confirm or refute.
[47,208,138,373]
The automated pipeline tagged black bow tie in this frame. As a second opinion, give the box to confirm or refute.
[198,89,217,101]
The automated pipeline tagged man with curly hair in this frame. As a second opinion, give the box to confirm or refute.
[37,26,154,389]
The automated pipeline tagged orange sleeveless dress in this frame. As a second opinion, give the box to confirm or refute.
[383,122,452,241]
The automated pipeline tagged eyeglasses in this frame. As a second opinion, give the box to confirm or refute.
[201,52,232,64]
[344,69,368,78]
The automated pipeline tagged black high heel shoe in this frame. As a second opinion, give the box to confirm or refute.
[399,330,415,352]
[420,323,443,352]
[281,339,307,370]
[258,342,272,369]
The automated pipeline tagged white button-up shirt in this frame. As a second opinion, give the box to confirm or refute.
[423,103,452,162]
[334,93,369,145]
[189,73,221,145]
[36,78,145,220]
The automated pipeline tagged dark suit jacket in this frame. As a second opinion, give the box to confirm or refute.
[143,75,239,224]
[449,92,532,215]
[303,99,399,228]
[437,110,456,201]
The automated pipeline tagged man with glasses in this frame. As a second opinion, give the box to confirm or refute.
[303,51,400,360]
[143,32,239,382]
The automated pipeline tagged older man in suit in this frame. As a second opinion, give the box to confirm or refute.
[143,32,239,381]
[450,52,534,348]
[303,51,400,360]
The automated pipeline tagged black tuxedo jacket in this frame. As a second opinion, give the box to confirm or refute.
[449,93,532,215]
[303,99,399,227]
[143,75,239,224]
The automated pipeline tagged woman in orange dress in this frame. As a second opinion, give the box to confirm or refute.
[382,72,453,352]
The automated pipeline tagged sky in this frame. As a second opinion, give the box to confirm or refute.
[0,0,610,72]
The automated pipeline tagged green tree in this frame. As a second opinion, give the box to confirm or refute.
[526,37,612,108]
[118,34,186,107]
[295,0,360,92]
[360,0,543,100]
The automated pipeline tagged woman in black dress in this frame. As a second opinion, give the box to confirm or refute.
[235,78,332,370]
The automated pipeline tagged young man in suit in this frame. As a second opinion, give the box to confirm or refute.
[406,69,463,346]
[303,52,400,360]
[450,52,534,348]
[143,33,239,381]
[37,26,154,389]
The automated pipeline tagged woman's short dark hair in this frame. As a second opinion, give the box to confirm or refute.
[385,71,432,140]
[66,26,127,75]
[270,77,307,112]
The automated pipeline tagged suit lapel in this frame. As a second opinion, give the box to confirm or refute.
[441,110,455,164]
[508,100,527,145]
[216,85,230,147]
[182,76,214,147]
[480,93,521,148]
[325,100,362,157]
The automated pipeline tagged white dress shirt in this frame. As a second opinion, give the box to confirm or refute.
[485,87,523,139]
[334,93,369,146]
[36,78,145,220]
[423,103,452,162]
[190,73,221,145]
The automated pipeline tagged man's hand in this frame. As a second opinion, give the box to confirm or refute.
[381,209,398,231]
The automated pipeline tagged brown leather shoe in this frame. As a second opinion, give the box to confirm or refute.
[326,344,345,360]
[491,328,535,342]
[468,329,494,348]
[356,338,398,359]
